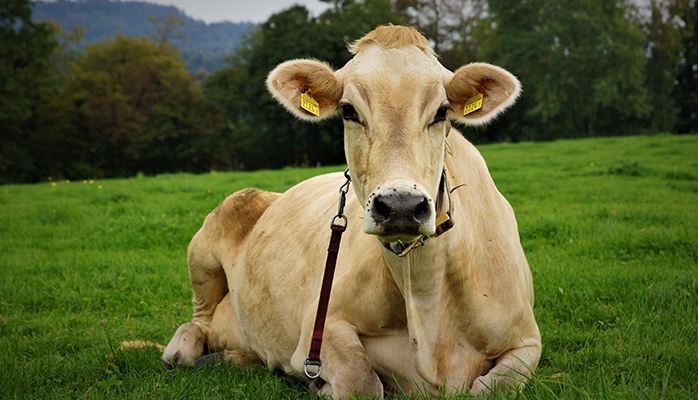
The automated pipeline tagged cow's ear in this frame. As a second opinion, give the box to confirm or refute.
[266,59,343,121]
[445,62,521,126]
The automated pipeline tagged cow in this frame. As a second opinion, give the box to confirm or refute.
[162,25,541,398]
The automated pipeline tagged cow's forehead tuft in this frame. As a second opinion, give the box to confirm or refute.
[348,25,433,57]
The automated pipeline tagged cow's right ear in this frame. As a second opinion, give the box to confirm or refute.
[445,62,521,126]
[266,59,343,121]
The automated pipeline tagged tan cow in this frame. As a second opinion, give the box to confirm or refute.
[162,25,541,398]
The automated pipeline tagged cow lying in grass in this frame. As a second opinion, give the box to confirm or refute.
[162,25,541,398]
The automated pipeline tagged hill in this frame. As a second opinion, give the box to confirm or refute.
[32,0,255,73]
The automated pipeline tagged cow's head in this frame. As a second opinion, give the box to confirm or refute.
[267,25,520,244]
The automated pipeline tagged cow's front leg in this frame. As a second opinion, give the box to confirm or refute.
[294,321,383,399]
[470,337,541,395]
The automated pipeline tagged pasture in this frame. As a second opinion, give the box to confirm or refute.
[0,134,696,399]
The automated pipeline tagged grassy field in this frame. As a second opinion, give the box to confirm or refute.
[1,134,696,399]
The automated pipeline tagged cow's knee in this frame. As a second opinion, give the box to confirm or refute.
[295,323,384,398]
[319,363,384,399]
[187,228,228,329]
[162,322,205,369]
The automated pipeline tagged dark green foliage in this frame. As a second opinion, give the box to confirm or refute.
[3,0,697,184]
[0,0,58,183]
[26,33,203,181]
[476,0,650,141]
[673,0,698,133]
[196,0,403,171]
[642,0,683,132]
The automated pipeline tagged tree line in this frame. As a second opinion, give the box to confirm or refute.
[1,0,696,184]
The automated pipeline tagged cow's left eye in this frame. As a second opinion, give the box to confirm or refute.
[340,103,361,124]
[432,106,450,124]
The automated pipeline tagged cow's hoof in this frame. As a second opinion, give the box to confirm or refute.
[162,355,178,370]
[306,377,326,392]
[161,322,205,369]
[194,352,225,368]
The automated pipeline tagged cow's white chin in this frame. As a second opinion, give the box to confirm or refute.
[378,232,422,243]
[363,219,436,243]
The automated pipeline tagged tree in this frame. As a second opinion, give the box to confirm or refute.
[48,22,86,75]
[392,0,488,69]
[60,34,201,177]
[638,0,683,132]
[148,12,188,50]
[0,0,58,183]
[478,0,650,141]
[226,6,332,170]
[673,0,698,133]
[203,0,403,171]
[193,45,257,171]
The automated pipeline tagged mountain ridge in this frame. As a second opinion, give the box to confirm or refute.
[32,0,256,73]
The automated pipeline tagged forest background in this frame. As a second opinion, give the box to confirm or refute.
[1,0,696,184]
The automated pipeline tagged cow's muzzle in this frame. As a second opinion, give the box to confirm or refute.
[365,188,434,240]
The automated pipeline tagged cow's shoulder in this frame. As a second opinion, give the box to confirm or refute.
[199,188,281,247]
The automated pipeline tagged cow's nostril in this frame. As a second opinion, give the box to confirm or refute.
[414,197,430,223]
[373,197,392,223]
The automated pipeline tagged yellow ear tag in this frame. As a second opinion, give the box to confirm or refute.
[463,92,484,116]
[300,91,320,117]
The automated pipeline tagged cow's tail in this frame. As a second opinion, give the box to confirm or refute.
[120,340,166,352]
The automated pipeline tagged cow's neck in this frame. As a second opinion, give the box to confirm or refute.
[384,240,469,385]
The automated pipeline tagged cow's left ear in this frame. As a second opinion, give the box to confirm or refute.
[266,59,343,121]
[445,62,521,126]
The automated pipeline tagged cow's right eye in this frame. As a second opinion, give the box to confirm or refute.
[433,106,449,123]
[341,103,360,123]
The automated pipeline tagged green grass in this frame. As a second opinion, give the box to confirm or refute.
[1,135,696,399]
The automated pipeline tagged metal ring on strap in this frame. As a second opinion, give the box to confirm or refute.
[303,357,322,379]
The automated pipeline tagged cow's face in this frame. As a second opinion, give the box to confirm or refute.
[267,26,520,243]
[335,45,450,242]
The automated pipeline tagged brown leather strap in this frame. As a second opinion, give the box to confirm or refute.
[304,223,345,378]
[304,170,351,379]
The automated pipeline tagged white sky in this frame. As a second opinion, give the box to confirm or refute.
[127,0,333,24]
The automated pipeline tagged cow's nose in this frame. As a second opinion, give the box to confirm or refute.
[371,191,431,235]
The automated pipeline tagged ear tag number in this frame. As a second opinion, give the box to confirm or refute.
[463,92,483,116]
[301,91,320,116]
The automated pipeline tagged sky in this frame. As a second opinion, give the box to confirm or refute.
[128,0,333,24]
